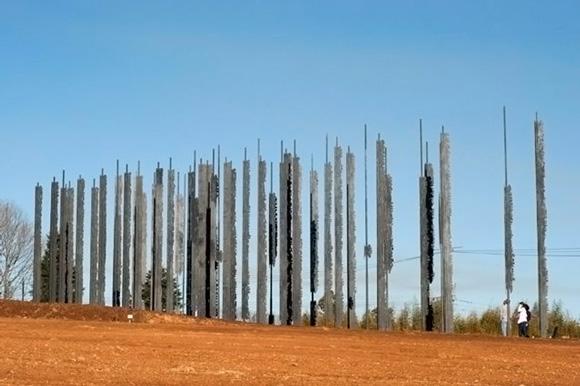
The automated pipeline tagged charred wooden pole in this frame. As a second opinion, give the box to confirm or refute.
[167,159,176,313]
[363,125,372,328]
[268,163,278,325]
[65,185,75,304]
[175,172,186,313]
[49,178,59,303]
[89,179,99,304]
[33,184,42,302]
[279,144,288,323]
[214,149,222,318]
[334,140,344,327]
[292,141,303,322]
[113,161,122,307]
[503,108,514,335]
[75,177,85,303]
[58,171,67,302]
[257,142,268,324]
[98,170,107,305]
[323,137,334,325]
[439,128,453,333]
[122,165,132,308]
[222,160,237,321]
[346,148,356,328]
[285,153,294,325]
[534,114,548,338]
[133,164,145,310]
[152,164,164,311]
[242,150,251,321]
[186,156,197,315]
[310,161,319,326]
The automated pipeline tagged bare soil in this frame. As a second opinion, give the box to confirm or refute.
[0,300,579,385]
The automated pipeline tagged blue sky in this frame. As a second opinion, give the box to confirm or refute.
[1,1,579,319]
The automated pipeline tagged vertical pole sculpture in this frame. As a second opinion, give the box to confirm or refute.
[534,114,548,338]
[66,185,75,304]
[363,125,372,328]
[346,149,356,328]
[175,172,186,313]
[376,137,390,330]
[268,163,278,325]
[75,177,85,303]
[439,128,453,333]
[152,164,164,311]
[257,144,268,324]
[214,149,221,318]
[133,165,145,310]
[309,164,319,326]
[503,107,515,335]
[33,184,42,302]
[285,154,294,325]
[242,150,251,321]
[59,171,67,302]
[323,137,334,325]
[49,178,59,303]
[292,142,303,322]
[122,166,132,307]
[193,161,206,316]
[89,180,99,304]
[113,162,122,307]
[334,140,344,327]
[98,170,107,305]
[222,160,237,321]
[420,122,435,331]
[279,145,288,323]
[167,160,176,312]
[186,160,196,315]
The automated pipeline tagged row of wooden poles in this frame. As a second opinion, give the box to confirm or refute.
[30,114,548,334]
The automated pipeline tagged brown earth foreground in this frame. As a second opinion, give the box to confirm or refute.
[0,301,579,385]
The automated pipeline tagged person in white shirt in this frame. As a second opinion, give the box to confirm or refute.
[500,299,509,336]
[516,302,529,337]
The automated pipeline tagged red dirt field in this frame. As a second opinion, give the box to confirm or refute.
[0,301,579,385]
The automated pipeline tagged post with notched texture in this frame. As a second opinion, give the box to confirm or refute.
[534,115,548,338]
[222,161,237,321]
[33,184,42,302]
[503,108,515,335]
[152,164,164,312]
[285,154,294,325]
[242,151,251,321]
[334,140,344,327]
[323,137,334,325]
[133,166,145,310]
[89,180,99,305]
[166,161,176,313]
[309,165,319,326]
[98,170,107,305]
[346,149,356,328]
[58,172,67,303]
[257,148,268,324]
[439,128,453,333]
[122,166,132,308]
[49,178,59,303]
[268,163,278,325]
[292,144,302,322]
[113,162,122,307]
[75,177,85,304]
[65,185,75,304]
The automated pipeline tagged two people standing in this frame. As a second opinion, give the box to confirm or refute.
[501,299,531,337]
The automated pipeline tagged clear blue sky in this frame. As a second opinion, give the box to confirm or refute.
[1,1,579,318]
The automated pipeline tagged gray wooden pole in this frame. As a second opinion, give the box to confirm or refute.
[98,170,107,305]
[376,138,387,330]
[75,177,85,304]
[292,143,303,323]
[346,149,356,328]
[133,166,145,310]
[439,129,453,333]
[66,185,75,304]
[363,125,371,328]
[242,151,251,321]
[89,180,99,304]
[257,149,268,324]
[122,165,132,307]
[534,115,548,337]
[279,148,289,323]
[334,141,343,327]
[223,160,237,321]
[503,107,514,336]
[152,165,164,311]
[58,171,67,303]
[33,184,42,302]
[268,163,278,325]
[113,162,122,307]
[49,178,59,303]
[309,166,319,326]
[323,137,334,325]
[166,161,176,312]
[285,153,294,325]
